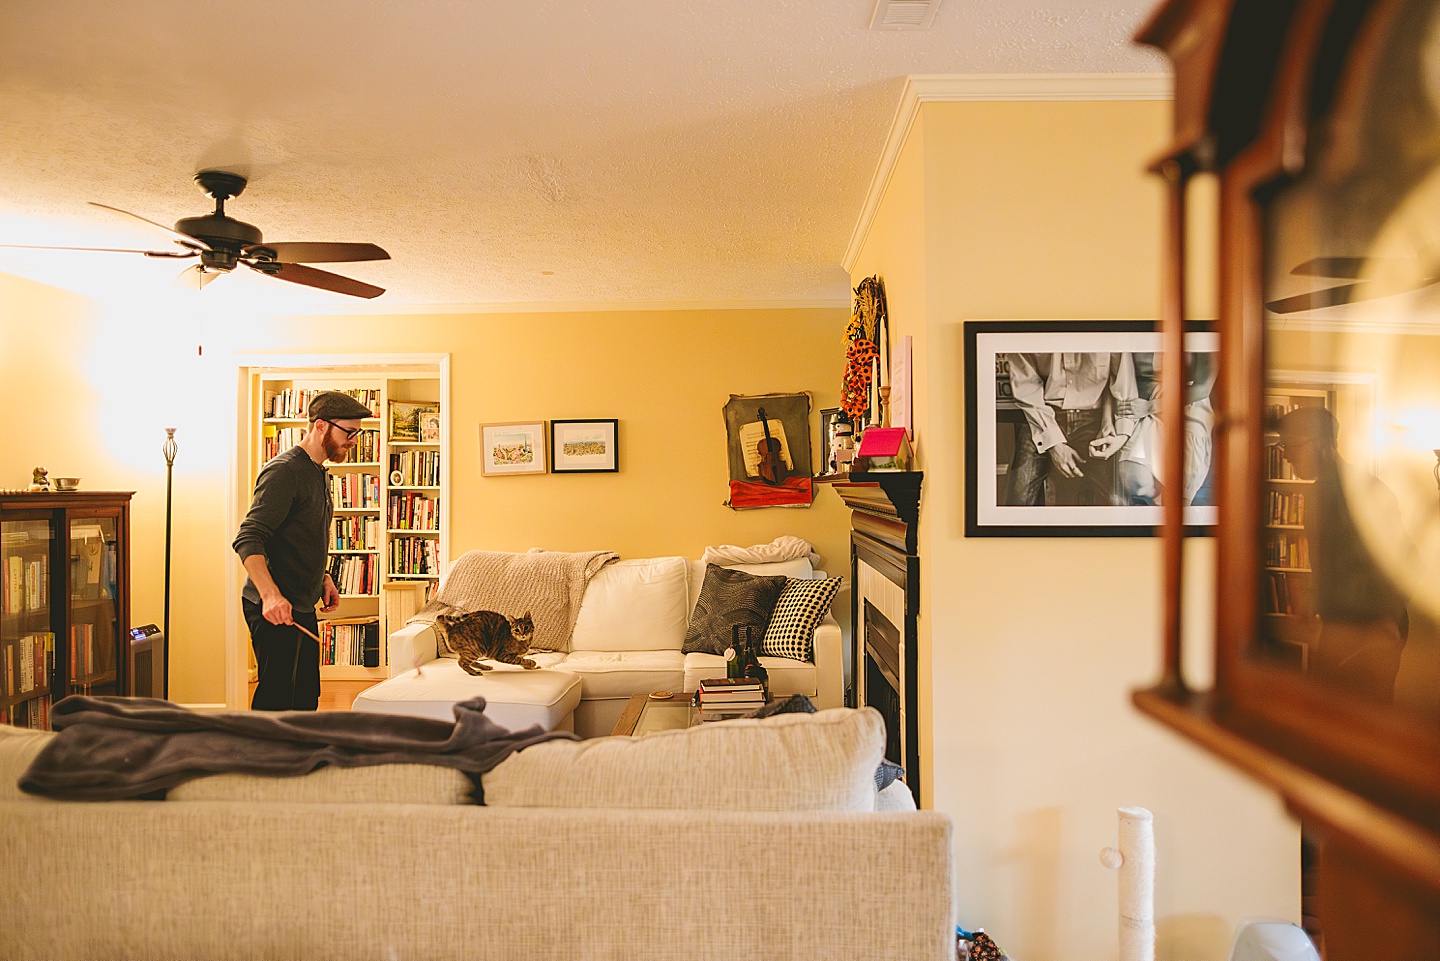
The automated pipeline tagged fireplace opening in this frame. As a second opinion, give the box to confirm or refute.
[863,599,903,772]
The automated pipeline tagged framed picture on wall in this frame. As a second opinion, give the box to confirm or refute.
[550,419,618,473]
[964,319,1219,537]
[480,421,547,475]
[389,400,439,442]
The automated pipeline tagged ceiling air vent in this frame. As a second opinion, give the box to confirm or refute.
[869,0,943,30]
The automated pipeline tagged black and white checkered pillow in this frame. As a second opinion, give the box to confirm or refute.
[761,576,842,661]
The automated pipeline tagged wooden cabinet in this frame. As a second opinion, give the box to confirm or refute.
[248,372,447,681]
[0,491,131,729]
[1136,1,1440,957]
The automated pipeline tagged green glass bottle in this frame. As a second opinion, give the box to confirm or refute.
[726,626,744,679]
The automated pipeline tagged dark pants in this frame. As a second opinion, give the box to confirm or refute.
[1008,408,1117,506]
[243,599,320,711]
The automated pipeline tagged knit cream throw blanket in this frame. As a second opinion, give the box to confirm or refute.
[412,549,617,653]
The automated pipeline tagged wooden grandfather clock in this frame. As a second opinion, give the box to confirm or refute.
[1133,2,1440,958]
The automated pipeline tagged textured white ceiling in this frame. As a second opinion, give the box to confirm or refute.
[0,0,1164,310]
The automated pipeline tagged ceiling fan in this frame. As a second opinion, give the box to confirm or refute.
[1265,256,1436,313]
[0,170,390,299]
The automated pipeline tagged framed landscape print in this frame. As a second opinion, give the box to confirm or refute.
[964,319,1219,537]
[550,419,618,473]
[480,421,547,475]
[388,400,440,442]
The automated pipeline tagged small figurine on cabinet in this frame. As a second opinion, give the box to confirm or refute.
[27,467,50,492]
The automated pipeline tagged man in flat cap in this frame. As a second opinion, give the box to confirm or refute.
[1277,405,1411,703]
[232,390,373,710]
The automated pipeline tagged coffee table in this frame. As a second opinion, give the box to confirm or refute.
[611,692,698,736]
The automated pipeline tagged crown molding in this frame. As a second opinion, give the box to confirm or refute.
[842,73,1174,272]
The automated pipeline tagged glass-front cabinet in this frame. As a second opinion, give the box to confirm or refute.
[0,492,131,729]
[1137,1,1440,957]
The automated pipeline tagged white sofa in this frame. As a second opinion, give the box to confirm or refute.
[354,554,844,737]
[0,707,953,961]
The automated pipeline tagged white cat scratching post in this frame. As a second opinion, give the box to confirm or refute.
[1100,806,1156,961]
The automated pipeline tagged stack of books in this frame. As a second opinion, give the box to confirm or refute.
[696,677,766,721]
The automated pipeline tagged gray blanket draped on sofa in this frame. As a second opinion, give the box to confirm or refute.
[19,695,575,801]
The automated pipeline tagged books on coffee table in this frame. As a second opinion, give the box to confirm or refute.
[697,677,765,718]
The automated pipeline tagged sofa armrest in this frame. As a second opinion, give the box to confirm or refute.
[388,622,438,678]
[811,613,843,710]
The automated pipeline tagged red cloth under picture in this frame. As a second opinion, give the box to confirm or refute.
[727,476,814,509]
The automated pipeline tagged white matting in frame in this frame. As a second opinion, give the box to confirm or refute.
[965,320,1219,537]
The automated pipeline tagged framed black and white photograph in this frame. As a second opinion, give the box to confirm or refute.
[964,319,1219,537]
[550,419,619,473]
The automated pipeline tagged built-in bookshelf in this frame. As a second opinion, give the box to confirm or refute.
[1260,386,1332,668]
[1,492,131,729]
[250,371,447,681]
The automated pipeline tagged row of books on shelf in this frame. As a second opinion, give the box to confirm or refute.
[390,536,441,575]
[0,694,51,729]
[1264,444,1310,481]
[332,515,381,551]
[265,388,380,419]
[1265,571,1312,616]
[1265,532,1311,570]
[263,427,380,464]
[389,492,439,531]
[328,554,377,596]
[69,623,103,680]
[318,618,381,668]
[330,472,381,509]
[1266,489,1307,526]
[4,554,48,615]
[4,632,53,698]
[695,676,766,721]
[390,450,440,487]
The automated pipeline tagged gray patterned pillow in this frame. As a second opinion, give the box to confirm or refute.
[761,576,843,661]
[682,565,787,656]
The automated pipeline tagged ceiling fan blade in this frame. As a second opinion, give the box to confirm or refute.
[174,265,222,291]
[253,242,390,264]
[0,242,197,258]
[1265,283,1363,313]
[1290,257,1371,278]
[256,262,385,299]
[88,202,209,251]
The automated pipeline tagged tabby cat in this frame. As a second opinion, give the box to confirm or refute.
[437,609,539,675]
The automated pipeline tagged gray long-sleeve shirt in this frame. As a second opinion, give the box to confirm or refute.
[232,446,332,609]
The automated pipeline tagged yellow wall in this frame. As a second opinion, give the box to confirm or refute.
[850,100,1300,961]
[0,278,851,703]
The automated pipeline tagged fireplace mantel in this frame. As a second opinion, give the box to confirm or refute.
[825,471,922,554]
[824,470,922,805]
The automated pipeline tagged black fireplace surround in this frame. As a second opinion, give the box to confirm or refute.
[828,471,921,806]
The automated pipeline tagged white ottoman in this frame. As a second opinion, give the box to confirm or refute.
[352,660,583,733]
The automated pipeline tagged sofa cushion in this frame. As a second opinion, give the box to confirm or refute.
[687,557,814,615]
[570,556,690,652]
[351,658,580,730]
[168,763,476,804]
[762,576,843,661]
[483,707,885,812]
[0,726,54,802]
[682,564,786,656]
[557,650,685,699]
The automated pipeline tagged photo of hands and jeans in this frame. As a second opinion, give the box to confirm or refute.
[999,350,1216,508]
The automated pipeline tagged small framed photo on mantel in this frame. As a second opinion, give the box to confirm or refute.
[550,419,619,473]
[480,421,547,475]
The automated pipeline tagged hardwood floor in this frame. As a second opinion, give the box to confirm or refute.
[245,680,375,711]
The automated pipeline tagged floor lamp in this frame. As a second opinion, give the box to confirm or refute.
[162,427,177,699]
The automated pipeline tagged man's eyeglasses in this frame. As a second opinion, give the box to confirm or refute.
[321,420,363,440]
